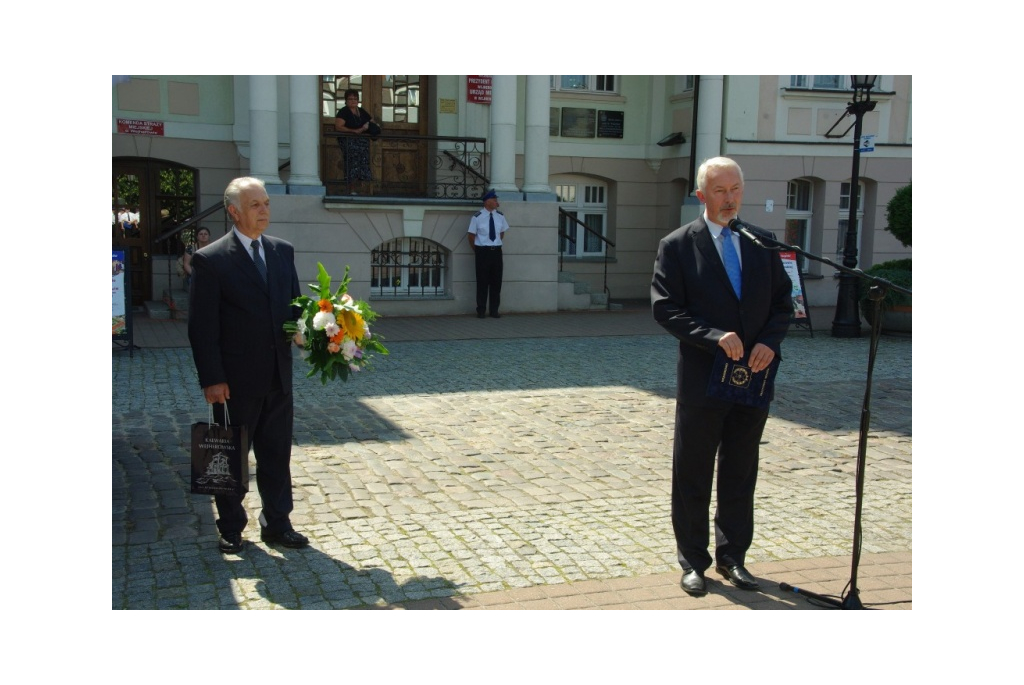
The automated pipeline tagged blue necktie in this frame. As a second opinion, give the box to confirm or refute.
[489,213,496,242]
[251,239,267,282]
[720,227,741,298]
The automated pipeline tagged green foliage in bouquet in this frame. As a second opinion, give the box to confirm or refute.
[283,263,389,384]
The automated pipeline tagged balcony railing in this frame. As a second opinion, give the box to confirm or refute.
[324,132,488,200]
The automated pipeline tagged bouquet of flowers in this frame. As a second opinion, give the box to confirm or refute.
[284,263,389,384]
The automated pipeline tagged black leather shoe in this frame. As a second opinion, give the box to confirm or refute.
[218,533,244,554]
[715,564,760,590]
[261,528,309,548]
[680,568,707,596]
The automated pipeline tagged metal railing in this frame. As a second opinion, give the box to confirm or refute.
[558,208,616,308]
[324,132,488,200]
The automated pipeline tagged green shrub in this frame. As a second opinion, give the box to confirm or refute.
[859,259,911,320]
[886,184,912,247]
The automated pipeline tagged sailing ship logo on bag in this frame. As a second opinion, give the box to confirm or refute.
[195,451,239,490]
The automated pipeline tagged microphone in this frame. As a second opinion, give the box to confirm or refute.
[728,219,767,248]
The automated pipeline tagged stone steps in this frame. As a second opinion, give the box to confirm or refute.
[557,271,620,311]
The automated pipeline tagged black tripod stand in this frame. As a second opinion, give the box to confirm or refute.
[727,220,911,609]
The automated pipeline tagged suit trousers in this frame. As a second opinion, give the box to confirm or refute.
[474,247,503,315]
[671,401,769,572]
[212,377,295,537]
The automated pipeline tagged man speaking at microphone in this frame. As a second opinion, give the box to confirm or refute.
[651,157,793,596]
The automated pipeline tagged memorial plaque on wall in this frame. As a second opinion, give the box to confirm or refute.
[550,107,560,136]
[597,110,624,138]
[560,107,596,138]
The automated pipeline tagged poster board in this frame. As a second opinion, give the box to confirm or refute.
[113,249,134,356]
[780,251,812,335]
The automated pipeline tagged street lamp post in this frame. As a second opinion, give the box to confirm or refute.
[831,75,878,338]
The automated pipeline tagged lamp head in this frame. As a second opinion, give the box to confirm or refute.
[850,75,878,92]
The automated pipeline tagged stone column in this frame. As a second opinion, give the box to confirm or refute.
[523,75,555,201]
[683,75,727,222]
[694,75,725,175]
[249,75,284,192]
[489,75,520,197]
[287,75,324,195]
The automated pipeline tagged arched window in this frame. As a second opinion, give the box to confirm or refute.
[837,181,865,256]
[786,179,813,272]
[554,176,609,258]
[370,237,449,299]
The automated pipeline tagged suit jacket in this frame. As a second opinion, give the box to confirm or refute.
[188,230,301,399]
[651,215,793,406]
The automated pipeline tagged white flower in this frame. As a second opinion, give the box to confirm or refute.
[341,339,359,360]
[297,318,308,335]
[312,311,336,330]
[349,364,361,372]
[363,324,372,339]
[324,322,340,338]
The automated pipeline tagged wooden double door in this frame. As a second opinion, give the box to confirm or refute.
[321,75,428,196]
[112,158,198,307]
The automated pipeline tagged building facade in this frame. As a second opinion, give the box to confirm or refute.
[111,75,912,318]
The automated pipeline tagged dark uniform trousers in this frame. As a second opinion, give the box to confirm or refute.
[474,246,503,315]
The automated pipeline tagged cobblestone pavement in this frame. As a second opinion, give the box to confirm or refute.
[112,320,911,609]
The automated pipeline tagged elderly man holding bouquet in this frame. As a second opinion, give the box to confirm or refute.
[188,176,309,554]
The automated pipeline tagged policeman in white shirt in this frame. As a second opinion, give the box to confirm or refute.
[467,189,509,318]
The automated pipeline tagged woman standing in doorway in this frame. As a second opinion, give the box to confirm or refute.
[334,89,376,195]
[182,226,212,291]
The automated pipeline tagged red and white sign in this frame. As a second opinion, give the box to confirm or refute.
[467,76,492,104]
[117,118,165,136]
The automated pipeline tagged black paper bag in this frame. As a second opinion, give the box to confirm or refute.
[190,404,249,496]
[706,348,780,408]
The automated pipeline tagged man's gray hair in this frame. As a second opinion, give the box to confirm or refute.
[696,157,744,193]
[223,177,267,211]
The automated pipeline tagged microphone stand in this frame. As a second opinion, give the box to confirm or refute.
[731,223,911,610]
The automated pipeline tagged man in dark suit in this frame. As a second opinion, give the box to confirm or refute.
[188,176,308,554]
[651,157,792,596]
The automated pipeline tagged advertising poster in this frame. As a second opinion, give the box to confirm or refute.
[779,251,807,320]
[113,250,127,338]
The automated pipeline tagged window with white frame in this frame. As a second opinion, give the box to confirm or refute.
[551,76,617,94]
[555,178,609,257]
[370,237,448,298]
[839,181,865,212]
[790,75,845,90]
[786,179,812,272]
[675,75,696,93]
[836,181,865,255]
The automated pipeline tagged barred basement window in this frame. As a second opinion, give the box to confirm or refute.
[370,237,449,299]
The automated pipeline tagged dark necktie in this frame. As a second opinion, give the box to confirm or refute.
[489,213,496,242]
[720,227,741,298]
[251,239,267,282]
